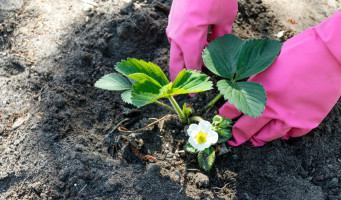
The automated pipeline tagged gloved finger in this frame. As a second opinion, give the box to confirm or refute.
[210,25,231,42]
[169,40,185,81]
[209,17,237,42]
[281,127,311,140]
[250,119,291,146]
[169,26,209,81]
[181,31,208,72]
[228,115,272,146]
[219,101,243,119]
[209,0,238,41]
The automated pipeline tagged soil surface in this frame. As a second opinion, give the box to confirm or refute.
[1,0,340,199]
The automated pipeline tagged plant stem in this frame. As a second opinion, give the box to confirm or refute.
[190,116,204,123]
[203,94,223,113]
[168,96,186,123]
[155,101,177,113]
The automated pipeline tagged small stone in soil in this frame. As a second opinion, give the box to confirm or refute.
[232,154,238,160]
[0,172,9,180]
[135,186,143,192]
[2,52,7,56]
[146,188,153,194]
[166,153,173,158]
[218,143,229,156]
[54,94,66,108]
[28,182,42,194]
[12,114,31,130]
[315,175,324,182]
[169,170,181,183]
[329,178,339,188]
[120,2,134,15]
[82,5,92,12]
[195,173,209,188]
[275,31,284,38]
[146,163,161,176]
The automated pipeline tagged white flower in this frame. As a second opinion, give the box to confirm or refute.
[187,120,218,151]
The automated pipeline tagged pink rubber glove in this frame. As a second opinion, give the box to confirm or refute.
[220,11,341,146]
[166,0,238,81]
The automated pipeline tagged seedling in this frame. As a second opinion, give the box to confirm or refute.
[95,34,282,171]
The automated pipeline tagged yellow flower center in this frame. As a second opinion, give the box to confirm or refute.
[195,131,207,144]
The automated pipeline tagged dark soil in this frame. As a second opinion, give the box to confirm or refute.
[1,0,340,199]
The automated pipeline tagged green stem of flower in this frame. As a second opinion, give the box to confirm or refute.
[168,96,186,123]
[203,94,223,113]
[155,101,177,113]
[189,116,204,123]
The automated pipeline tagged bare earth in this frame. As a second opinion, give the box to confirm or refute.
[0,0,340,199]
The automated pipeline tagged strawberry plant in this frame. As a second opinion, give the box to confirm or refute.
[94,34,282,171]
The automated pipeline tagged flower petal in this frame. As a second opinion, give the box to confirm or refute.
[189,136,209,151]
[187,124,199,136]
[199,120,211,129]
[188,136,199,149]
[196,144,209,151]
[199,120,213,132]
[206,130,218,145]
[198,142,211,151]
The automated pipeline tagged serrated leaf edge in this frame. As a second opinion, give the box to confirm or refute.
[217,80,267,117]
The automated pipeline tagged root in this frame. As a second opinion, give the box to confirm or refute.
[130,145,156,162]
[118,114,172,133]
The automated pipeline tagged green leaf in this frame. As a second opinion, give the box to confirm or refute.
[217,80,267,117]
[202,34,244,79]
[235,39,282,80]
[184,142,198,154]
[149,69,213,99]
[198,147,215,171]
[121,90,133,104]
[183,103,193,117]
[219,118,232,128]
[128,73,162,87]
[217,129,232,144]
[126,69,212,108]
[183,103,194,124]
[219,129,232,138]
[115,58,169,86]
[204,148,211,155]
[217,136,230,144]
[170,69,213,94]
[130,79,162,107]
[94,73,131,91]
[183,103,187,114]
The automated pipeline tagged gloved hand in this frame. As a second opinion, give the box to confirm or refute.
[219,11,341,146]
[166,0,238,81]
